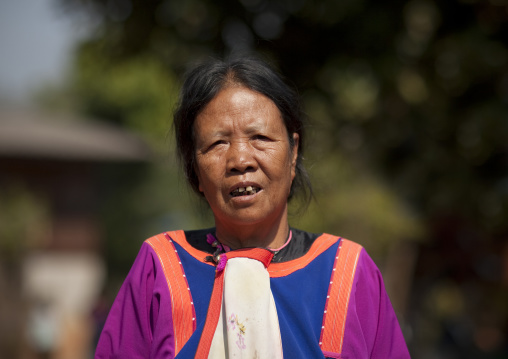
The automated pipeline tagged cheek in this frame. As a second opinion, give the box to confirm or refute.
[265,149,295,184]
[196,156,220,193]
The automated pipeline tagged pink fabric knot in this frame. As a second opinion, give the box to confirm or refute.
[206,233,217,246]
[216,255,227,272]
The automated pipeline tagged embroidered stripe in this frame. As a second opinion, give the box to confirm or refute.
[319,239,362,355]
[145,232,196,356]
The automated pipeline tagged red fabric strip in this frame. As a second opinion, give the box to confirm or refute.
[194,269,225,358]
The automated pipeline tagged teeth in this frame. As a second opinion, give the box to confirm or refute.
[231,186,259,197]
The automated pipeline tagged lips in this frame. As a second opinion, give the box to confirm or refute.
[230,185,261,197]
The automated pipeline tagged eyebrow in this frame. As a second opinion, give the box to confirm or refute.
[241,118,271,133]
[207,121,267,138]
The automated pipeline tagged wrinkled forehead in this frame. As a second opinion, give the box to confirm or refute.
[194,85,286,133]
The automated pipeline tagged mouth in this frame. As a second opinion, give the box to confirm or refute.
[230,185,261,197]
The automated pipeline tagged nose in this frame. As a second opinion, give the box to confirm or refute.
[226,141,257,174]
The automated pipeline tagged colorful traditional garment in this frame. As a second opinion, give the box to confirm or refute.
[96,228,410,358]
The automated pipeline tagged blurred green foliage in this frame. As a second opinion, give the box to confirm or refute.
[74,45,179,145]
[0,185,51,261]
[290,150,422,257]
[46,0,508,356]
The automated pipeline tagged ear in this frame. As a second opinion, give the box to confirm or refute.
[194,164,205,193]
[290,133,299,180]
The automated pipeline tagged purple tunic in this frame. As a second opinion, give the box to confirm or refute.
[96,232,410,358]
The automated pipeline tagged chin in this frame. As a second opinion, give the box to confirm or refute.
[215,208,268,226]
[229,213,266,226]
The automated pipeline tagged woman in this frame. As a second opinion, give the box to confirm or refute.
[95,57,410,358]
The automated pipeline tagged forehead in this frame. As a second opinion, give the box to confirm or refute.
[194,86,286,134]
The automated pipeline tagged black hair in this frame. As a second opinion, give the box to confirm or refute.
[173,56,312,206]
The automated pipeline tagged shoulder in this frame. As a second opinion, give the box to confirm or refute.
[341,244,411,357]
[120,231,192,284]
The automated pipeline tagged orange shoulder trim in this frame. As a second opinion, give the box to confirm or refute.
[168,230,342,277]
[319,239,363,356]
[145,232,197,356]
[167,230,215,266]
[267,233,339,277]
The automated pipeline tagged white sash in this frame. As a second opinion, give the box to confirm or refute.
[208,257,283,358]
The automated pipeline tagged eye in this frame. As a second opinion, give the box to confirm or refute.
[252,134,271,141]
[207,139,226,150]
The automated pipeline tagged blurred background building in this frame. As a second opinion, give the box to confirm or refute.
[0,0,507,358]
[0,108,150,358]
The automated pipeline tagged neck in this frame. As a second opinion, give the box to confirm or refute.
[214,211,290,250]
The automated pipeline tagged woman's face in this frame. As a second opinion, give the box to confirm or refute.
[194,86,299,229]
